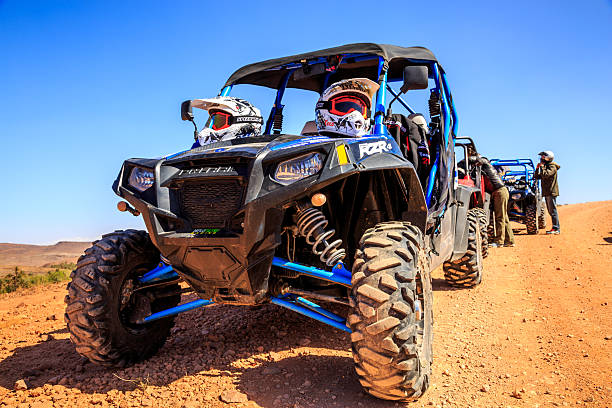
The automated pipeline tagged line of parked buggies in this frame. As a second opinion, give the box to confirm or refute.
[64,44,549,403]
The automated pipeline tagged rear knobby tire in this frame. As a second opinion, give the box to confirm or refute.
[349,222,433,402]
[538,200,546,229]
[472,208,489,258]
[442,209,483,288]
[64,229,181,367]
[526,203,538,234]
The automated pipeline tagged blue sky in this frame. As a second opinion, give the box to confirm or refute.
[1,1,611,244]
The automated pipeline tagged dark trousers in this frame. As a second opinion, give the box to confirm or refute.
[544,195,560,230]
[493,186,515,245]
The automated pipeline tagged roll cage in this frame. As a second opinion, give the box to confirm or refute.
[490,159,536,184]
[216,44,458,213]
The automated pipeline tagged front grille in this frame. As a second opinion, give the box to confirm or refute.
[180,179,245,229]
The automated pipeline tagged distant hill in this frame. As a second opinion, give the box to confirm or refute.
[0,241,90,274]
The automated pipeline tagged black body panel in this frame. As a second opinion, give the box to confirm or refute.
[114,134,426,304]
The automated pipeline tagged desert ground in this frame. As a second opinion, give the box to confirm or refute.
[0,201,610,407]
[0,242,89,276]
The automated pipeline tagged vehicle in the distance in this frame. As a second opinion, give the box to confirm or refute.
[490,158,545,234]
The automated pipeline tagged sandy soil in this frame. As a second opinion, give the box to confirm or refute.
[0,201,610,407]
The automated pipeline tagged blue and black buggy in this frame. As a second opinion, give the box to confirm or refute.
[490,158,545,234]
[65,44,487,402]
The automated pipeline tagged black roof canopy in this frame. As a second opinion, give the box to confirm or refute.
[223,43,439,93]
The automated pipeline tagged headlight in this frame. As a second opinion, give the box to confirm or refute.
[511,193,522,200]
[274,152,323,184]
[128,167,155,192]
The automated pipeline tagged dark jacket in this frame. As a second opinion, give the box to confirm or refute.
[534,161,560,196]
[478,157,505,192]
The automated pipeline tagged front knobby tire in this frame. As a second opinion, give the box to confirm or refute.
[64,230,181,367]
[349,222,433,402]
[526,203,538,234]
[442,209,483,288]
[472,208,489,258]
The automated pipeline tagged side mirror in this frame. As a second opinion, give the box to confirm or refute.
[400,66,429,93]
[181,100,194,121]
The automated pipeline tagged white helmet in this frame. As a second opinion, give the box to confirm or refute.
[538,150,554,162]
[192,96,263,145]
[315,78,379,137]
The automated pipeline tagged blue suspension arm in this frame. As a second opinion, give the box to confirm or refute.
[142,299,214,323]
[139,262,178,283]
[271,297,351,333]
[272,257,351,286]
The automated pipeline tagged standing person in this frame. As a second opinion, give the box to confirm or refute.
[534,150,561,234]
[478,155,515,247]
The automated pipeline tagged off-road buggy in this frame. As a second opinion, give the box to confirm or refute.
[455,137,491,258]
[65,43,487,402]
[490,159,545,234]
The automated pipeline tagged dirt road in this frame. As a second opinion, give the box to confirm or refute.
[1,201,610,407]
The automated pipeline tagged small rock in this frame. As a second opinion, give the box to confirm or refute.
[480,385,489,392]
[14,379,28,390]
[219,389,248,403]
[604,336,612,341]
[584,396,594,402]
[41,334,55,342]
[442,369,451,376]
[46,314,57,321]
[256,346,264,352]
[510,389,522,399]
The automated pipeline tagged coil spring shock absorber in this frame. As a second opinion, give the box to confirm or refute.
[428,89,441,120]
[295,206,345,266]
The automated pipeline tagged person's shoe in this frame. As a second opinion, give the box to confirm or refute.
[504,243,516,247]
[546,229,560,235]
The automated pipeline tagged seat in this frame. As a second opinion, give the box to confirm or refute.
[300,121,319,136]
[386,113,431,187]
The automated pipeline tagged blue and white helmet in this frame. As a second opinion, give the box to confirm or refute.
[192,96,263,145]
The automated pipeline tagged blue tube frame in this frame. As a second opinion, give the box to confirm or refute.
[264,70,293,134]
[490,159,536,184]
[373,58,388,136]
